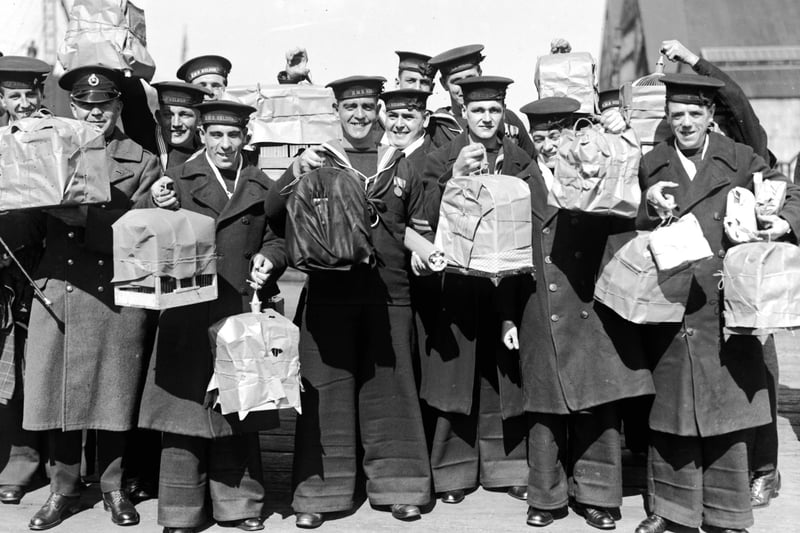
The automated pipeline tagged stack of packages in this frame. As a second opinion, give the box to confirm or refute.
[434,171,534,283]
[111,209,218,310]
[0,114,110,210]
[226,84,341,179]
[206,310,302,419]
[722,174,800,335]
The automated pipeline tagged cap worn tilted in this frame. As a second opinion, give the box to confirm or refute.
[428,44,485,77]
[153,81,211,107]
[661,73,724,106]
[520,96,581,131]
[0,56,51,89]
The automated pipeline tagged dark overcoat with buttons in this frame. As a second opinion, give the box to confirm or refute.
[136,154,286,438]
[23,129,161,431]
[506,161,654,414]
[637,133,800,437]
[420,132,531,418]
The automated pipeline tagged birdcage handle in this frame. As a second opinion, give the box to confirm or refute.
[655,54,665,74]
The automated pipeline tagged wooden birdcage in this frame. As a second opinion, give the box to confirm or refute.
[114,272,217,310]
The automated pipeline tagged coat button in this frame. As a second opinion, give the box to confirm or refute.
[97,286,104,292]
[244,251,253,259]
[550,314,559,322]
[717,249,725,258]
[543,227,551,234]
[548,283,558,292]
[544,255,552,264]
[713,212,722,221]
[574,251,583,259]
[67,259,74,266]
[241,217,250,225]
[67,231,75,239]
[66,285,73,292]
[580,310,589,319]
[100,204,107,209]
[97,259,104,266]
[685,327,695,336]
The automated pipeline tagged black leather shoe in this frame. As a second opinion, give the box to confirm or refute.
[570,501,615,530]
[218,517,264,531]
[162,529,195,533]
[750,469,780,508]
[635,514,668,533]
[125,479,157,503]
[0,485,23,504]
[28,492,80,530]
[295,512,324,529]
[702,526,749,533]
[508,485,528,501]
[526,507,554,527]
[441,489,466,504]
[390,504,421,521]
[102,489,140,526]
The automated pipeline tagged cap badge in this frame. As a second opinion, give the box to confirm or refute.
[88,73,99,87]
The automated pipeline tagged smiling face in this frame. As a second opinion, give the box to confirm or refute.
[69,97,123,138]
[464,99,504,140]
[200,123,245,170]
[532,128,562,169]
[385,107,428,149]
[666,101,714,151]
[192,73,227,100]
[158,104,199,148]
[334,97,379,144]
[0,87,42,121]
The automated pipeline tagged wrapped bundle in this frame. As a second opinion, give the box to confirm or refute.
[207,310,301,419]
[648,213,713,272]
[435,174,534,279]
[58,0,156,81]
[723,242,800,335]
[0,115,109,210]
[549,119,641,218]
[111,208,217,309]
[594,231,693,324]
[534,52,597,114]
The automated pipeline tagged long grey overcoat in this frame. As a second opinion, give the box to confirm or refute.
[23,129,160,431]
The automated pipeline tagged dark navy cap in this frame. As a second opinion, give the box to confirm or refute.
[59,65,124,103]
[395,51,433,77]
[428,44,484,77]
[326,76,386,101]
[380,88,430,111]
[196,100,255,128]
[520,97,581,130]
[176,55,232,83]
[0,56,51,89]
[153,81,211,107]
[662,73,724,106]
[455,75,512,104]
[598,88,621,112]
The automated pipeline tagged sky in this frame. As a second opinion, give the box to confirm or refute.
[2,0,607,119]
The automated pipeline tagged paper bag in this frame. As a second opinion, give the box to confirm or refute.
[594,231,693,324]
[723,242,800,335]
[434,174,533,275]
[724,187,758,244]
[207,311,302,419]
[0,116,110,210]
[549,120,641,217]
[648,213,713,271]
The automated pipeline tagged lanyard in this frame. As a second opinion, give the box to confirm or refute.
[206,152,242,199]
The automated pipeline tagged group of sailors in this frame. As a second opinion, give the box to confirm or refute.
[0,37,792,533]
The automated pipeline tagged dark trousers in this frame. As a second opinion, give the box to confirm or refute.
[648,430,753,530]
[527,403,622,510]
[0,392,41,488]
[292,303,431,513]
[749,346,779,473]
[158,432,264,528]
[48,430,125,495]
[428,351,528,493]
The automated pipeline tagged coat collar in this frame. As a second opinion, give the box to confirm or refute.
[518,160,559,223]
[106,128,144,163]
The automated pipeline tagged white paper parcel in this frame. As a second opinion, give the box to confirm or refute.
[207,311,302,420]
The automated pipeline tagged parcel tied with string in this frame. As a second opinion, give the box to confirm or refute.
[0,115,110,210]
[111,208,217,310]
[434,174,534,277]
[723,242,800,335]
[207,310,301,420]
